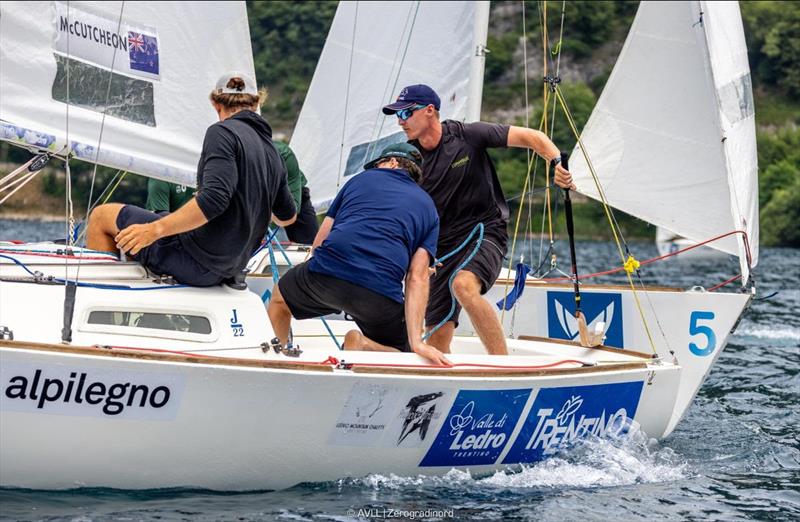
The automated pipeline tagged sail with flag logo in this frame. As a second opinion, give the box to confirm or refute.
[0,1,255,186]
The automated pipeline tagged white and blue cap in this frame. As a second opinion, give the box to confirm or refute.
[214,72,258,95]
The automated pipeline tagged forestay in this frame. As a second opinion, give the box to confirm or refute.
[292,1,490,212]
[567,1,758,283]
[0,1,255,186]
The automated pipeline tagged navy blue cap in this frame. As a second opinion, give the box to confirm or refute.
[382,84,441,114]
[364,142,423,170]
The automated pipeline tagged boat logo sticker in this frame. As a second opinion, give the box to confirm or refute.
[328,383,449,448]
[502,381,643,464]
[1,362,185,421]
[230,309,244,337]
[419,389,531,467]
[397,392,444,446]
[547,291,624,348]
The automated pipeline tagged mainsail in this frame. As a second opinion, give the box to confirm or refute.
[568,1,759,283]
[292,1,490,212]
[0,1,255,186]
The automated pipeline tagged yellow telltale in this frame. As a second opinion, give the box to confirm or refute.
[623,255,640,274]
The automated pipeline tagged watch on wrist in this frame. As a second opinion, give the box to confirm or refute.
[551,156,561,167]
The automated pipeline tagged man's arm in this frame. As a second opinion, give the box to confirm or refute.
[507,126,575,190]
[311,216,334,250]
[406,248,451,366]
[116,197,208,255]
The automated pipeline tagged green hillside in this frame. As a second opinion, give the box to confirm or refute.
[2,1,797,246]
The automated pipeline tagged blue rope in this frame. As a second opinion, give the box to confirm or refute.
[251,227,281,257]
[423,223,485,340]
[264,238,342,351]
[0,253,188,291]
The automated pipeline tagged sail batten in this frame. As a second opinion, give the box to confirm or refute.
[0,1,256,186]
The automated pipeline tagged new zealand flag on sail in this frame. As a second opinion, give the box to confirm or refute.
[128,31,159,76]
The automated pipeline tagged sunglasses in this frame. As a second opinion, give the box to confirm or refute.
[395,104,428,121]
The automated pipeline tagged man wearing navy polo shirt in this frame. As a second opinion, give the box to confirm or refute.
[382,84,575,356]
[267,143,449,366]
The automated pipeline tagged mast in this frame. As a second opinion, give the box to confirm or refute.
[466,1,490,122]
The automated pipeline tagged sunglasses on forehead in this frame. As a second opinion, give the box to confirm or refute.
[395,104,428,121]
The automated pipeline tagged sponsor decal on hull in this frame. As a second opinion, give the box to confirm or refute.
[503,381,643,464]
[420,389,531,467]
[328,383,449,448]
[547,291,624,348]
[0,362,184,420]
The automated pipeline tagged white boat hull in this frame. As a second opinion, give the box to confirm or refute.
[1,340,680,491]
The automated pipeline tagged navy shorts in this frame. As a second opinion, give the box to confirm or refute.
[285,187,319,244]
[278,262,410,351]
[425,230,507,327]
[116,205,224,287]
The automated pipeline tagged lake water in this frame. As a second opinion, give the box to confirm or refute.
[0,218,798,521]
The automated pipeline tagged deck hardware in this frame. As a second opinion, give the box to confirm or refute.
[268,337,302,357]
[335,360,353,370]
[153,275,178,285]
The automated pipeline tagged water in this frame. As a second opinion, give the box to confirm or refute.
[1,218,798,521]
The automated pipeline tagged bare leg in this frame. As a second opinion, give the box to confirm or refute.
[451,271,508,355]
[267,285,292,345]
[425,322,454,354]
[342,330,401,352]
[86,203,125,253]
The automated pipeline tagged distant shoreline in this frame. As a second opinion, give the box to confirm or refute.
[0,213,66,222]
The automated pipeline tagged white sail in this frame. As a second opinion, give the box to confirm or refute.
[292,1,490,212]
[0,1,255,186]
[568,1,758,283]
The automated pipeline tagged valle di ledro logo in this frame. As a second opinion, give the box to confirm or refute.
[420,389,531,466]
[502,381,644,464]
[547,291,624,348]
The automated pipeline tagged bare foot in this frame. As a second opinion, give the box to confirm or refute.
[343,329,365,350]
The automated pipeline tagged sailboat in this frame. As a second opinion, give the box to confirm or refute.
[286,0,757,433]
[0,1,749,491]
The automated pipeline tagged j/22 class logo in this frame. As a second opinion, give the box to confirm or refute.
[230,309,244,337]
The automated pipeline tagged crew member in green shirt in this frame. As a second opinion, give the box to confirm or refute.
[146,141,319,244]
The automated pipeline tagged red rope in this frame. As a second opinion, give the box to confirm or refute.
[542,230,752,283]
[337,359,587,370]
[708,274,742,292]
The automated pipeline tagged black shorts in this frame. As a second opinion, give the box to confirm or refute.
[116,205,223,287]
[285,187,319,244]
[278,262,410,351]
[425,230,507,327]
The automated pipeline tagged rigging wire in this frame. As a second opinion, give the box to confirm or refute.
[335,1,359,192]
[362,1,420,167]
[552,87,658,355]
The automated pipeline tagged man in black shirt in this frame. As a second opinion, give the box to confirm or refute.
[382,84,574,355]
[86,72,297,286]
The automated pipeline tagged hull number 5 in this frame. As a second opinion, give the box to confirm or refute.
[688,311,716,357]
